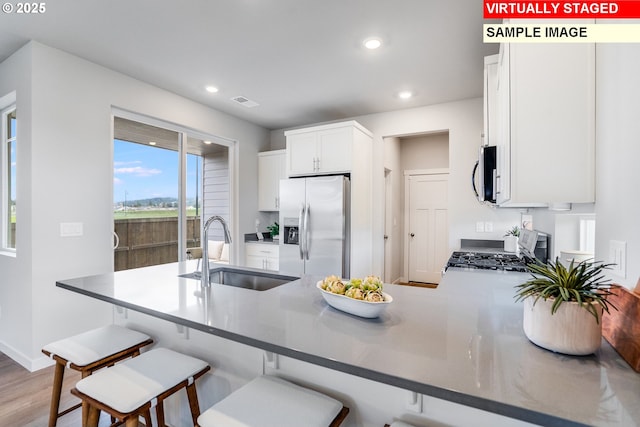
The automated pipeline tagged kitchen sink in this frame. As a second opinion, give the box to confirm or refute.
[179,266,298,291]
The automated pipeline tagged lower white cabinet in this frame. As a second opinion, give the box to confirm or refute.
[245,243,279,271]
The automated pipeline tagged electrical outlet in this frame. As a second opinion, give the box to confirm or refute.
[476,221,485,233]
[609,240,626,278]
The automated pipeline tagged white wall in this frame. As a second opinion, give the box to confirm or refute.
[271,99,522,277]
[0,42,269,370]
[400,132,449,170]
[0,42,34,367]
[593,40,640,289]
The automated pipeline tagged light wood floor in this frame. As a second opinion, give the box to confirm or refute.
[0,352,116,426]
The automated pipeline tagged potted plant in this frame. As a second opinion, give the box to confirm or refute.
[515,258,617,355]
[504,226,520,252]
[266,222,279,241]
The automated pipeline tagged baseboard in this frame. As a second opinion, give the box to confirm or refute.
[0,340,54,372]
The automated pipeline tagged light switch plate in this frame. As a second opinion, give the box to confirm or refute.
[476,221,485,233]
[609,240,626,278]
[484,222,494,232]
[60,222,83,237]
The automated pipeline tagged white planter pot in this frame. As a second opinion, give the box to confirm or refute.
[522,296,603,355]
[504,235,518,252]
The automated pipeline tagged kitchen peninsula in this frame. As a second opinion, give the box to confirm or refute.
[56,262,640,427]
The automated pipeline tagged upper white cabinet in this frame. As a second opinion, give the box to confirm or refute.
[285,121,370,177]
[493,37,595,206]
[483,54,498,146]
[258,150,286,211]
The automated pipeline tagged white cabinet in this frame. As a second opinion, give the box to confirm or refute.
[258,150,286,211]
[483,54,498,146]
[493,36,595,206]
[245,243,279,271]
[286,122,368,176]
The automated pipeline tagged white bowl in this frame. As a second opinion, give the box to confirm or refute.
[316,281,393,318]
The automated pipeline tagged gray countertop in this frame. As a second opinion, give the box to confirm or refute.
[56,262,640,427]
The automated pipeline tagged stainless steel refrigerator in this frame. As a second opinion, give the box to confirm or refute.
[279,175,350,278]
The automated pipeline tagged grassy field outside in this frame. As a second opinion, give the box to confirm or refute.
[114,208,199,220]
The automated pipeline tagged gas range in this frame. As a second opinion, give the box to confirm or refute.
[446,251,531,272]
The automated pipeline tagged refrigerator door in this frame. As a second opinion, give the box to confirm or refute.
[304,176,349,277]
[279,178,306,276]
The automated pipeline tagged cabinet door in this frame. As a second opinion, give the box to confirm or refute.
[483,55,499,146]
[509,42,595,204]
[265,256,279,271]
[287,133,317,176]
[245,254,265,269]
[258,151,286,211]
[317,127,352,173]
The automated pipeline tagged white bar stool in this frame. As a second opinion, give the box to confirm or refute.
[198,375,349,427]
[71,347,210,427]
[41,324,153,427]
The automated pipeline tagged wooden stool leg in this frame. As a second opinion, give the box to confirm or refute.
[81,371,90,426]
[48,361,65,427]
[186,382,201,426]
[125,417,139,427]
[86,404,100,427]
[144,409,154,426]
[156,401,166,427]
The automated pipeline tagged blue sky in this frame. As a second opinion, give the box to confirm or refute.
[113,139,200,204]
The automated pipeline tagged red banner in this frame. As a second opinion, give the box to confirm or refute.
[484,1,640,19]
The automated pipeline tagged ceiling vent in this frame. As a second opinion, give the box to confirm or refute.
[231,96,260,108]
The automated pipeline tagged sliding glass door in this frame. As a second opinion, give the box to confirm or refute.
[113,116,230,271]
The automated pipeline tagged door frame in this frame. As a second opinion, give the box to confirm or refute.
[403,168,449,282]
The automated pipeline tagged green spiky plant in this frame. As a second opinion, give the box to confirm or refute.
[504,226,520,237]
[266,222,279,238]
[515,258,617,324]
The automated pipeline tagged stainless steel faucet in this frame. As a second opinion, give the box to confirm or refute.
[201,215,232,287]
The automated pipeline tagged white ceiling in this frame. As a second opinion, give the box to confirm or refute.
[0,0,498,130]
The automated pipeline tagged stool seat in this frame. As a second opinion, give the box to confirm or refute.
[42,325,153,427]
[198,375,348,427]
[42,325,152,368]
[76,347,209,413]
[72,347,210,427]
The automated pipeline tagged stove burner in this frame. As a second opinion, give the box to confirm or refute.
[446,251,530,272]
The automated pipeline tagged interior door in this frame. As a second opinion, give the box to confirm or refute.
[407,174,449,284]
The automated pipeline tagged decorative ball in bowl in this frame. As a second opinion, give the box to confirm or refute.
[317,275,393,318]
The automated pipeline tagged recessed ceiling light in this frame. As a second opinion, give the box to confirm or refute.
[203,140,212,145]
[205,86,219,93]
[149,141,157,146]
[398,91,413,100]
[363,37,382,50]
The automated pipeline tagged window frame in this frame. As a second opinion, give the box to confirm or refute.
[1,102,16,253]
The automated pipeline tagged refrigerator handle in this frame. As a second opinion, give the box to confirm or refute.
[304,203,310,260]
[298,204,305,260]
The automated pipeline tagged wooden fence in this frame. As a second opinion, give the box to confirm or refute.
[114,217,201,271]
